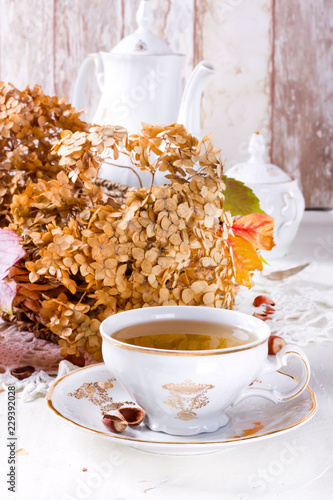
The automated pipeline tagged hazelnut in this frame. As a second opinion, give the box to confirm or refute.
[253,295,275,307]
[268,335,287,355]
[10,366,35,380]
[101,414,127,433]
[253,312,269,321]
[117,406,145,426]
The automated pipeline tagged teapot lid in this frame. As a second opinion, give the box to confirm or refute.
[111,0,174,56]
[226,132,291,184]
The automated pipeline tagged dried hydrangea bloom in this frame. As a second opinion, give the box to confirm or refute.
[0,84,274,360]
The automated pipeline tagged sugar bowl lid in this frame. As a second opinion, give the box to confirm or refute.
[227,132,291,184]
[111,0,173,56]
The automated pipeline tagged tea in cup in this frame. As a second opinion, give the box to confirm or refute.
[100,306,310,436]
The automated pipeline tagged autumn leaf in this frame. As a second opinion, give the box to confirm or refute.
[0,280,17,314]
[0,228,26,281]
[222,176,264,216]
[228,235,263,288]
[231,213,275,251]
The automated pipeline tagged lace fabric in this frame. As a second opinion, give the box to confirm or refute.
[235,277,333,345]
[0,360,78,402]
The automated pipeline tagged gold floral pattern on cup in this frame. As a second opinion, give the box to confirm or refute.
[68,378,135,414]
[162,381,214,420]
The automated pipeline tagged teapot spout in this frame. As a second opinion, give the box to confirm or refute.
[178,61,216,137]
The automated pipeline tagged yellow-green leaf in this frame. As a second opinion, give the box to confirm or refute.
[222,176,264,216]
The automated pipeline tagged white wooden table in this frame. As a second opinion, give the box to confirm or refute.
[1,211,332,500]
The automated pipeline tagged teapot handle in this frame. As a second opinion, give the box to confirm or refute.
[72,53,103,122]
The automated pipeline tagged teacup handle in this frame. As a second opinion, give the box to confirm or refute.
[233,345,310,405]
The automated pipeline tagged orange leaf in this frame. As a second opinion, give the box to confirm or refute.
[228,235,263,288]
[232,213,275,251]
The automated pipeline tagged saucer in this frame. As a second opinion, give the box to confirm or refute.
[46,364,317,455]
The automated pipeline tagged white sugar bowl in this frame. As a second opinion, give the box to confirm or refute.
[226,133,305,260]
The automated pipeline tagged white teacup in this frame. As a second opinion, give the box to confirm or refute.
[100,306,310,436]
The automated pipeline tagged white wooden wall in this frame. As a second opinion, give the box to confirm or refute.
[0,0,332,207]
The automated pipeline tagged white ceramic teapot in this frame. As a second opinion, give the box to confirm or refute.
[226,133,305,260]
[72,0,215,139]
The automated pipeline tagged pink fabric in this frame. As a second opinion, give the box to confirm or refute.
[0,321,95,373]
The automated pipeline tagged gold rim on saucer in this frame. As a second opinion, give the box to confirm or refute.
[46,364,317,446]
